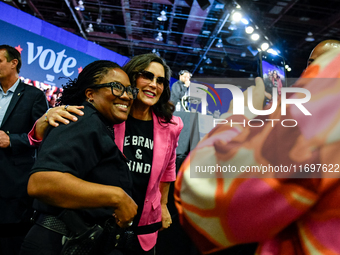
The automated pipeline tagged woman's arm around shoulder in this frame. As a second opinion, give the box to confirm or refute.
[32,105,85,141]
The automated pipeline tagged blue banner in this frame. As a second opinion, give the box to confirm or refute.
[0,2,129,90]
[0,19,98,90]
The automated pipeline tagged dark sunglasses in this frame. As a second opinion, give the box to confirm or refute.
[138,70,167,86]
[90,82,139,100]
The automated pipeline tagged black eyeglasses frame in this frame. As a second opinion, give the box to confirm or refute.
[90,82,139,100]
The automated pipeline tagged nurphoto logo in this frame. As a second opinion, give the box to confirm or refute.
[213,84,311,128]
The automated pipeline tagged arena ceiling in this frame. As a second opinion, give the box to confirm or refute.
[2,0,340,79]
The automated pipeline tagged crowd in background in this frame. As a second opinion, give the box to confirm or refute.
[42,87,63,108]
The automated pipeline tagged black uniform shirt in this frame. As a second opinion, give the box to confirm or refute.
[31,102,132,224]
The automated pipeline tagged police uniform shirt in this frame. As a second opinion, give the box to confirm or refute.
[31,102,132,224]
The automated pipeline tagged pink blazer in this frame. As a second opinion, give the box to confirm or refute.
[114,112,183,251]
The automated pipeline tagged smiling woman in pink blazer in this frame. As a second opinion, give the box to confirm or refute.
[29,53,183,255]
[117,53,183,254]
[114,110,182,252]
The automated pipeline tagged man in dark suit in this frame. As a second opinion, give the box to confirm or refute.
[0,45,48,254]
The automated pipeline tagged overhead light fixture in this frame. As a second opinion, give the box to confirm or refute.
[198,67,204,74]
[241,52,246,57]
[241,18,249,25]
[56,11,66,17]
[85,23,94,33]
[152,49,160,57]
[287,67,292,72]
[305,32,315,42]
[261,42,269,51]
[75,0,85,11]
[96,8,102,24]
[228,21,237,31]
[205,58,212,64]
[250,33,260,41]
[231,12,242,22]
[157,10,167,22]
[155,32,163,42]
[285,65,289,69]
[216,39,223,48]
[267,48,278,55]
[245,26,254,34]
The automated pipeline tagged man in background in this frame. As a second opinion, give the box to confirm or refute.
[170,70,192,111]
[0,45,48,254]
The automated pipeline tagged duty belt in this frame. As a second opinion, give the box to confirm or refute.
[35,213,70,236]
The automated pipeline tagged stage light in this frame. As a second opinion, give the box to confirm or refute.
[261,42,269,51]
[155,32,163,41]
[96,8,102,24]
[267,48,278,55]
[228,22,237,31]
[152,49,160,57]
[231,12,242,22]
[216,39,223,48]
[241,18,249,25]
[245,26,254,34]
[85,23,94,33]
[305,32,314,42]
[75,0,85,11]
[157,10,167,21]
[250,33,259,41]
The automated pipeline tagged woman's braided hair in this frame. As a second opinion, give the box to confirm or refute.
[57,60,122,106]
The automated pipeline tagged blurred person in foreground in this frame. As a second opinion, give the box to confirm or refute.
[20,60,137,255]
[0,45,48,255]
[27,54,183,255]
[307,39,340,66]
[174,45,340,255]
